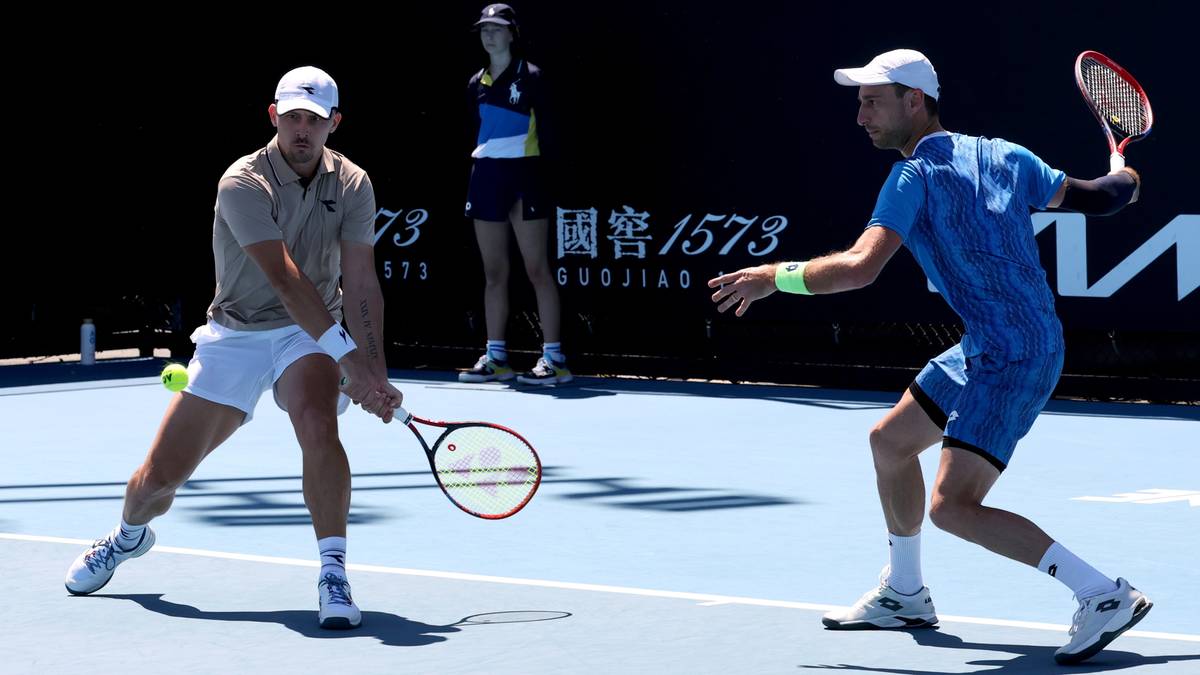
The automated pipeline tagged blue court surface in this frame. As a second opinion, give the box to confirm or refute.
[2,370,1197,673]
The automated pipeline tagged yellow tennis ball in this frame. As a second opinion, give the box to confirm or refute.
[161,363,189,392]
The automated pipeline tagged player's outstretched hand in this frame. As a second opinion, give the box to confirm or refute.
[708,264,778,317]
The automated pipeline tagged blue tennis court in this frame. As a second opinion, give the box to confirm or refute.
[2,368,1197,672]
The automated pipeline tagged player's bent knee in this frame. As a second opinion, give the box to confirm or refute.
[869,424,911,465]
[292,415,340,453]
[929,495,976,534]
[928,497,956,532]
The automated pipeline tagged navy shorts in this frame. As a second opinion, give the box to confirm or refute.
[465,157,547,222]
[910,343,1064,472]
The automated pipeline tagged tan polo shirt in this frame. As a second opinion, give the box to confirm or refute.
[207,137,376,330]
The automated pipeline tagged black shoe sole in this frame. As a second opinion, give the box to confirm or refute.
[1054,597,1153,665]
[823,616,938,630]
[319,616,362,630]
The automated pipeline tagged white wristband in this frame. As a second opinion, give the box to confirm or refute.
[317,324,357,362]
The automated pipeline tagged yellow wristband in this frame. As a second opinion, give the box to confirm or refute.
[775,261,812,295]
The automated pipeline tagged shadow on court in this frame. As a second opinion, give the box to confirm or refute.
[0,468,798,515]
[800,627,1200,673]
[89,593,461,647]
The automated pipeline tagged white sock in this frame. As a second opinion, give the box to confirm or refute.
[887,532,924,595]
[318,536,348,579]
[486,340,508,364]
[115,518,147,551]
[1038,542,1118,599]
[542,342,564,364]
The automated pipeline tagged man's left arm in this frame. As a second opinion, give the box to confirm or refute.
[340,240,388,380]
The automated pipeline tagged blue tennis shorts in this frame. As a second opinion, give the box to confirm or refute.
[465,157,547,222]
[910,343,1064,471]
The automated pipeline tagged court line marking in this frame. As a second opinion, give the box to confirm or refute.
[6,532,1196,643]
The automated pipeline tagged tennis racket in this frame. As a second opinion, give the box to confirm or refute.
[395,406,541,519]
[1074,51,1153,174]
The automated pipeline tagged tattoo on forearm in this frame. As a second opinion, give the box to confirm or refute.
[359,299,379,361]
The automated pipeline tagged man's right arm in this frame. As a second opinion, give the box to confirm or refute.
[241,240,396,417]
[241,239,344,342]
[1046,167,1141,213]
[1014,141,1140,213]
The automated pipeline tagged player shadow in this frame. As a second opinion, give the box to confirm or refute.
[0,467,797,514]
[90,593,460,647]
[799,626,1200,673]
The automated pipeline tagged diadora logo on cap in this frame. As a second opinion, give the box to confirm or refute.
[300,86,316,95]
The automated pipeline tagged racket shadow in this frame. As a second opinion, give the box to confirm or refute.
[90,593,460,647]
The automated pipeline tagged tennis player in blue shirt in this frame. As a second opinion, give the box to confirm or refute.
[708,49,1147,665]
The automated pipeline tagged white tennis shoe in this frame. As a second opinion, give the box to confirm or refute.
[1055,577,1152,664]
[65,526,156,595]
[318,571,362,629]
[822,566,938,630]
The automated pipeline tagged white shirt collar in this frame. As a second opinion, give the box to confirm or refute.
[913,130,952,153]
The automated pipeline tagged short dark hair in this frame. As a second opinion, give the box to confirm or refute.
[893,84,939,117]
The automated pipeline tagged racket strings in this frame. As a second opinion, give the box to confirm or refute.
[1079,57,1148,139]
[433,425,539,516]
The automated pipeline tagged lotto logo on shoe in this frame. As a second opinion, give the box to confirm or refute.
[1097,599,1121,612]
[878,598,903,611]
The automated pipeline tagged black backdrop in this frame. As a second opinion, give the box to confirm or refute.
[7,2,1198,398]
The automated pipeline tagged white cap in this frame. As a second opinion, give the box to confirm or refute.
[274,66,339,118]
[834,49,940,101]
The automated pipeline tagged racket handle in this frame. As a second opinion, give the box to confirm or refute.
[1109,152,1126,174]
[395,406,414,424]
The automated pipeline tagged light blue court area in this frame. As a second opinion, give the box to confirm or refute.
[2,371,1198,673]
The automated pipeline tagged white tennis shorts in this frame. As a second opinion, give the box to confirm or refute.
[185,320,351,423]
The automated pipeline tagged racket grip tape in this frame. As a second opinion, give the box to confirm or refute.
[1109,152,1126,174]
